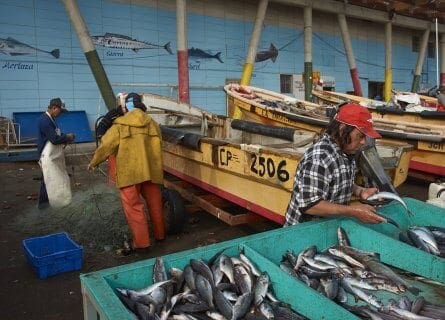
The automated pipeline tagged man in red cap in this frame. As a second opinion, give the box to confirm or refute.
[285,103,387,225]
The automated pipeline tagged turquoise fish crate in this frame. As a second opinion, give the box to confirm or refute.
[80,213,445,320]
[23,232,83,279]
[365,197,445,238]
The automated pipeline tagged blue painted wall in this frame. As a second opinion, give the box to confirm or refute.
[0,0,438,129]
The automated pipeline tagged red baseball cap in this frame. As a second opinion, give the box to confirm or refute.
[335,103,381,138]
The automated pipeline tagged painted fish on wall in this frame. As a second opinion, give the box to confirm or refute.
[188,47,223,63]
[91,33,173,54]
[255,43,278,63]
[0,37,60,58]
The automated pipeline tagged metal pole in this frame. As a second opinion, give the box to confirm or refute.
[384,21,392,102]
[411,26,430,93]
[440,33,445,87]
[240,0,269,86]
[436,18,440,89]
[176,0,190,104]
[61,0,115,111]
[337,13,362,96]
[303,5,313,101]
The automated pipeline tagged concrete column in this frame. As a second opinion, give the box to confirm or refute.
[176,0,190,103]
[384,21,392,102]
[411,26,431,92]
[337,13,362,96]
[304,5,313,101]
[240,0,269,86]
[441,33,445,87]
[61,0,115,111]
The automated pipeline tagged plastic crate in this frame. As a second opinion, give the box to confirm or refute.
[23,232,83,279]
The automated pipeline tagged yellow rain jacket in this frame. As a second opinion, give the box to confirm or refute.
[89,108,163,188]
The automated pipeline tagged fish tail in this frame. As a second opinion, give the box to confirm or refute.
[215,52,223,63]
[50,49,60,59]
[164,42,173,54]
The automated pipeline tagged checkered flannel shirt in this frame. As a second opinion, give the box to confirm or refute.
[284,134,357,225]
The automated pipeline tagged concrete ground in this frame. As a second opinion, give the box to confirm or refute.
[0,146,431,319]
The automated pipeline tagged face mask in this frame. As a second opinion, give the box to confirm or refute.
[125,100,134,111]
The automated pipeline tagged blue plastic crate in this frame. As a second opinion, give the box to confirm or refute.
[23,232,83,279]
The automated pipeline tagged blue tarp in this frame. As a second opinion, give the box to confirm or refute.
[13,111,94,143]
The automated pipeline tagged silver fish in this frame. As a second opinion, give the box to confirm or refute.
[341,278,382,309]
[232,292,253,320]
[337,227,351,246]
[258,301,275,319]
[382,300,436,320]
[0,37,59,58]
[91,32,173,54]
[327,248,365,269]
[409,227,441,256]
[367,191,412,216]
[116,279,171,298]
[212,287,233,320]
[239,252,261,277]
[190,259,214,286]
[342,276,378,291]
[254,272,270,306]
[159,292,184,320]
[411,296,426,314]
[361,256,420,295]
[301,255,336,271]
[296,245,317,272]
[153,256,168,283]
[219,254,235,284]
[183,265,196,291]
[233,264,253,294]
[195,273,214,308]
[319,277,339,300]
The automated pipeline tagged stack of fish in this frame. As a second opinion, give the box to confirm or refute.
[280,227,445,319]
[399,226,445,257]
[116,251,308,320]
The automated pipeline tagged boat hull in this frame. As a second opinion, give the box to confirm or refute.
[226,85,427,179]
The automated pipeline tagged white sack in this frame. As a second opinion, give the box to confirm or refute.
[39,141,72,208]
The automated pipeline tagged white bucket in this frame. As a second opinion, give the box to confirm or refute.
[426,182,445,209]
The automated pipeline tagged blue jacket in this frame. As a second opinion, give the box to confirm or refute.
[37,112,71,155]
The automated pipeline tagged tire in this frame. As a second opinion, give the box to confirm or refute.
[162,188,186,235]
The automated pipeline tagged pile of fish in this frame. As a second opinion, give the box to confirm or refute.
[116,250,307,320]
[280,227,445,320]
[399,226,445,257]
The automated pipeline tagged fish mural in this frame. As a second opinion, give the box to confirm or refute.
[91,33,173,54]
[255,43,278,63]
[188,47,223,63]
[0,37,60,59]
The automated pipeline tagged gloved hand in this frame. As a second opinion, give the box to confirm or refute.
[66,133,75,142]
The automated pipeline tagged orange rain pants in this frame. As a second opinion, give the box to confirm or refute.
[119,181,165,249]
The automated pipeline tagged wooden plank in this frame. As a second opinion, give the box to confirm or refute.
[164,178,256,226]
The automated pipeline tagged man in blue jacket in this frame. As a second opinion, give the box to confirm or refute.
[37,98,75,209]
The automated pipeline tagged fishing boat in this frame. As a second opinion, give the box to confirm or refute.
[312,89,445,126]
[225,84,445,177]
[140,93,412,225]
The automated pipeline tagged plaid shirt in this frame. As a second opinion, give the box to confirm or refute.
[284,134,356,225]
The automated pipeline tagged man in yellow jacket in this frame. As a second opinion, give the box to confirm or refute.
[88,93,165,254]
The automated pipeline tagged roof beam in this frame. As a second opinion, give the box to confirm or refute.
[271,0,444,32]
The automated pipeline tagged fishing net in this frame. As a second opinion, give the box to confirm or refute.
[12,181,130,255]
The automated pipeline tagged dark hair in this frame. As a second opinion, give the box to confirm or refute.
[134,102,147,112]
[324,119,354,149]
